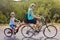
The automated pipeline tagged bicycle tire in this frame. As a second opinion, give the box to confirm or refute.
[43,25,57,38]
[21,25,34,38]
[4,28,13,37]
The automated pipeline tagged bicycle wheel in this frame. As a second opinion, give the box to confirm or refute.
[4,28,13,37]
[43,25,57,38]
[21,25,34,38]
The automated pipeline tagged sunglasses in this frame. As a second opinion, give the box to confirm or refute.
[11,14,15,15]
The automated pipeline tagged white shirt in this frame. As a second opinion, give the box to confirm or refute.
[9,17,15,25]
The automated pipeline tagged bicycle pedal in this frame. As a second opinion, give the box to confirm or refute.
[12,32,16,35]
[33,32,39,35]
[34,30,40,33]
[26,31,30,34]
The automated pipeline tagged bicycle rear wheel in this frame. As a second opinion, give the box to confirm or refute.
[43,25,57,38]
[21,25,34,38]
[4,28,13,37]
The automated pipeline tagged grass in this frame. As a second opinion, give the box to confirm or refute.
[50,23,60,30]
[0,24,10,30]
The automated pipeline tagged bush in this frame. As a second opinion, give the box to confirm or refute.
[0,0,60,23]
[0,11,7,23]
[57,20,60,23]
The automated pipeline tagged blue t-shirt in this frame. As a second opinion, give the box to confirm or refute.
[27,8,34,20]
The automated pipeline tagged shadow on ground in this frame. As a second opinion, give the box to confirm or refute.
[4,36,59,40]
[4,36,20,40]
[44,37,59,40]
[22,37,59,40]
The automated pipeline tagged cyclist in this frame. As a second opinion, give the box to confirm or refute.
[26,3,40,33]
[9,12,19,34]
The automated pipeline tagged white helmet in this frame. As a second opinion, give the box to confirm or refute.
[10,12,15,15]
[10,12,15,16]
[30,3,36,7]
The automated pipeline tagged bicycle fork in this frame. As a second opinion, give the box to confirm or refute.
[46,25,51,32]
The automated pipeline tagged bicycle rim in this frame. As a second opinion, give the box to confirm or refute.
[21,26,34,38]
[4,28,13,37]
[43,25,57,38]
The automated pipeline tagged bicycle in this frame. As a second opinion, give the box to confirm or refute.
[21,16,57,38]
[4,16,57,38]
[4,21,32,37]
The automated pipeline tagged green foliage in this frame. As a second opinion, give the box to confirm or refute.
[0,0,60,23]
[0,11,7,23]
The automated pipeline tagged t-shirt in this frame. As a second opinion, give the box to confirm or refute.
[27,8,34,20]
[9,17,15,25]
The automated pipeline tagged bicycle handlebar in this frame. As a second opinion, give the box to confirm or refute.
[39,16,45,22]
[19,20,21,23]
[18,20,21,24]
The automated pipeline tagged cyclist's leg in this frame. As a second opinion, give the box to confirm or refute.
[10,24,18,35]
[26,18,40,31]
[7,25,15,34]
[10,24,16,30]
[28,18,39,30]
[10,24,16,33]
[31,18,40,32]
[35,20,40,30]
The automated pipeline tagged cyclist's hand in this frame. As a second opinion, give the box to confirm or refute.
[36,17,40,19]
[18,20,21,24]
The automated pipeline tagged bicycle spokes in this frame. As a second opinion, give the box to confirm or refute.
[43,25,57,38]
[4,28,12,37]
[21,26,34,38]
[47,28,51,32]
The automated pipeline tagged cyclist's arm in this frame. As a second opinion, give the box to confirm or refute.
[14,18,20,22]
[30,10,39,18]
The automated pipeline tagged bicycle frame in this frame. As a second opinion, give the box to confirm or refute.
[38,16,49,31]
[16,16,48,33]
[16,23,30,31]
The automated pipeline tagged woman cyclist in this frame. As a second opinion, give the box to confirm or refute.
[26,3,40,33]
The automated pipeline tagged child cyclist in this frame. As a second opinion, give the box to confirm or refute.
[9,12,20,34]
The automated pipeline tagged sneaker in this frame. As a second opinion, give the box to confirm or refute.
[34,30,40,33]
[14,32,16,35]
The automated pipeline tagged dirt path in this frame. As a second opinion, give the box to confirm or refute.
[0,27,60,40]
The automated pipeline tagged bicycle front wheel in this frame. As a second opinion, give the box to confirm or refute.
[21,25,34,38]
[4,28,13,37]
[43,25,57,38]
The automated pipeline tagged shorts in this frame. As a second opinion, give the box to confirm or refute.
[10,24,16,29]
[26,18,37,24]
